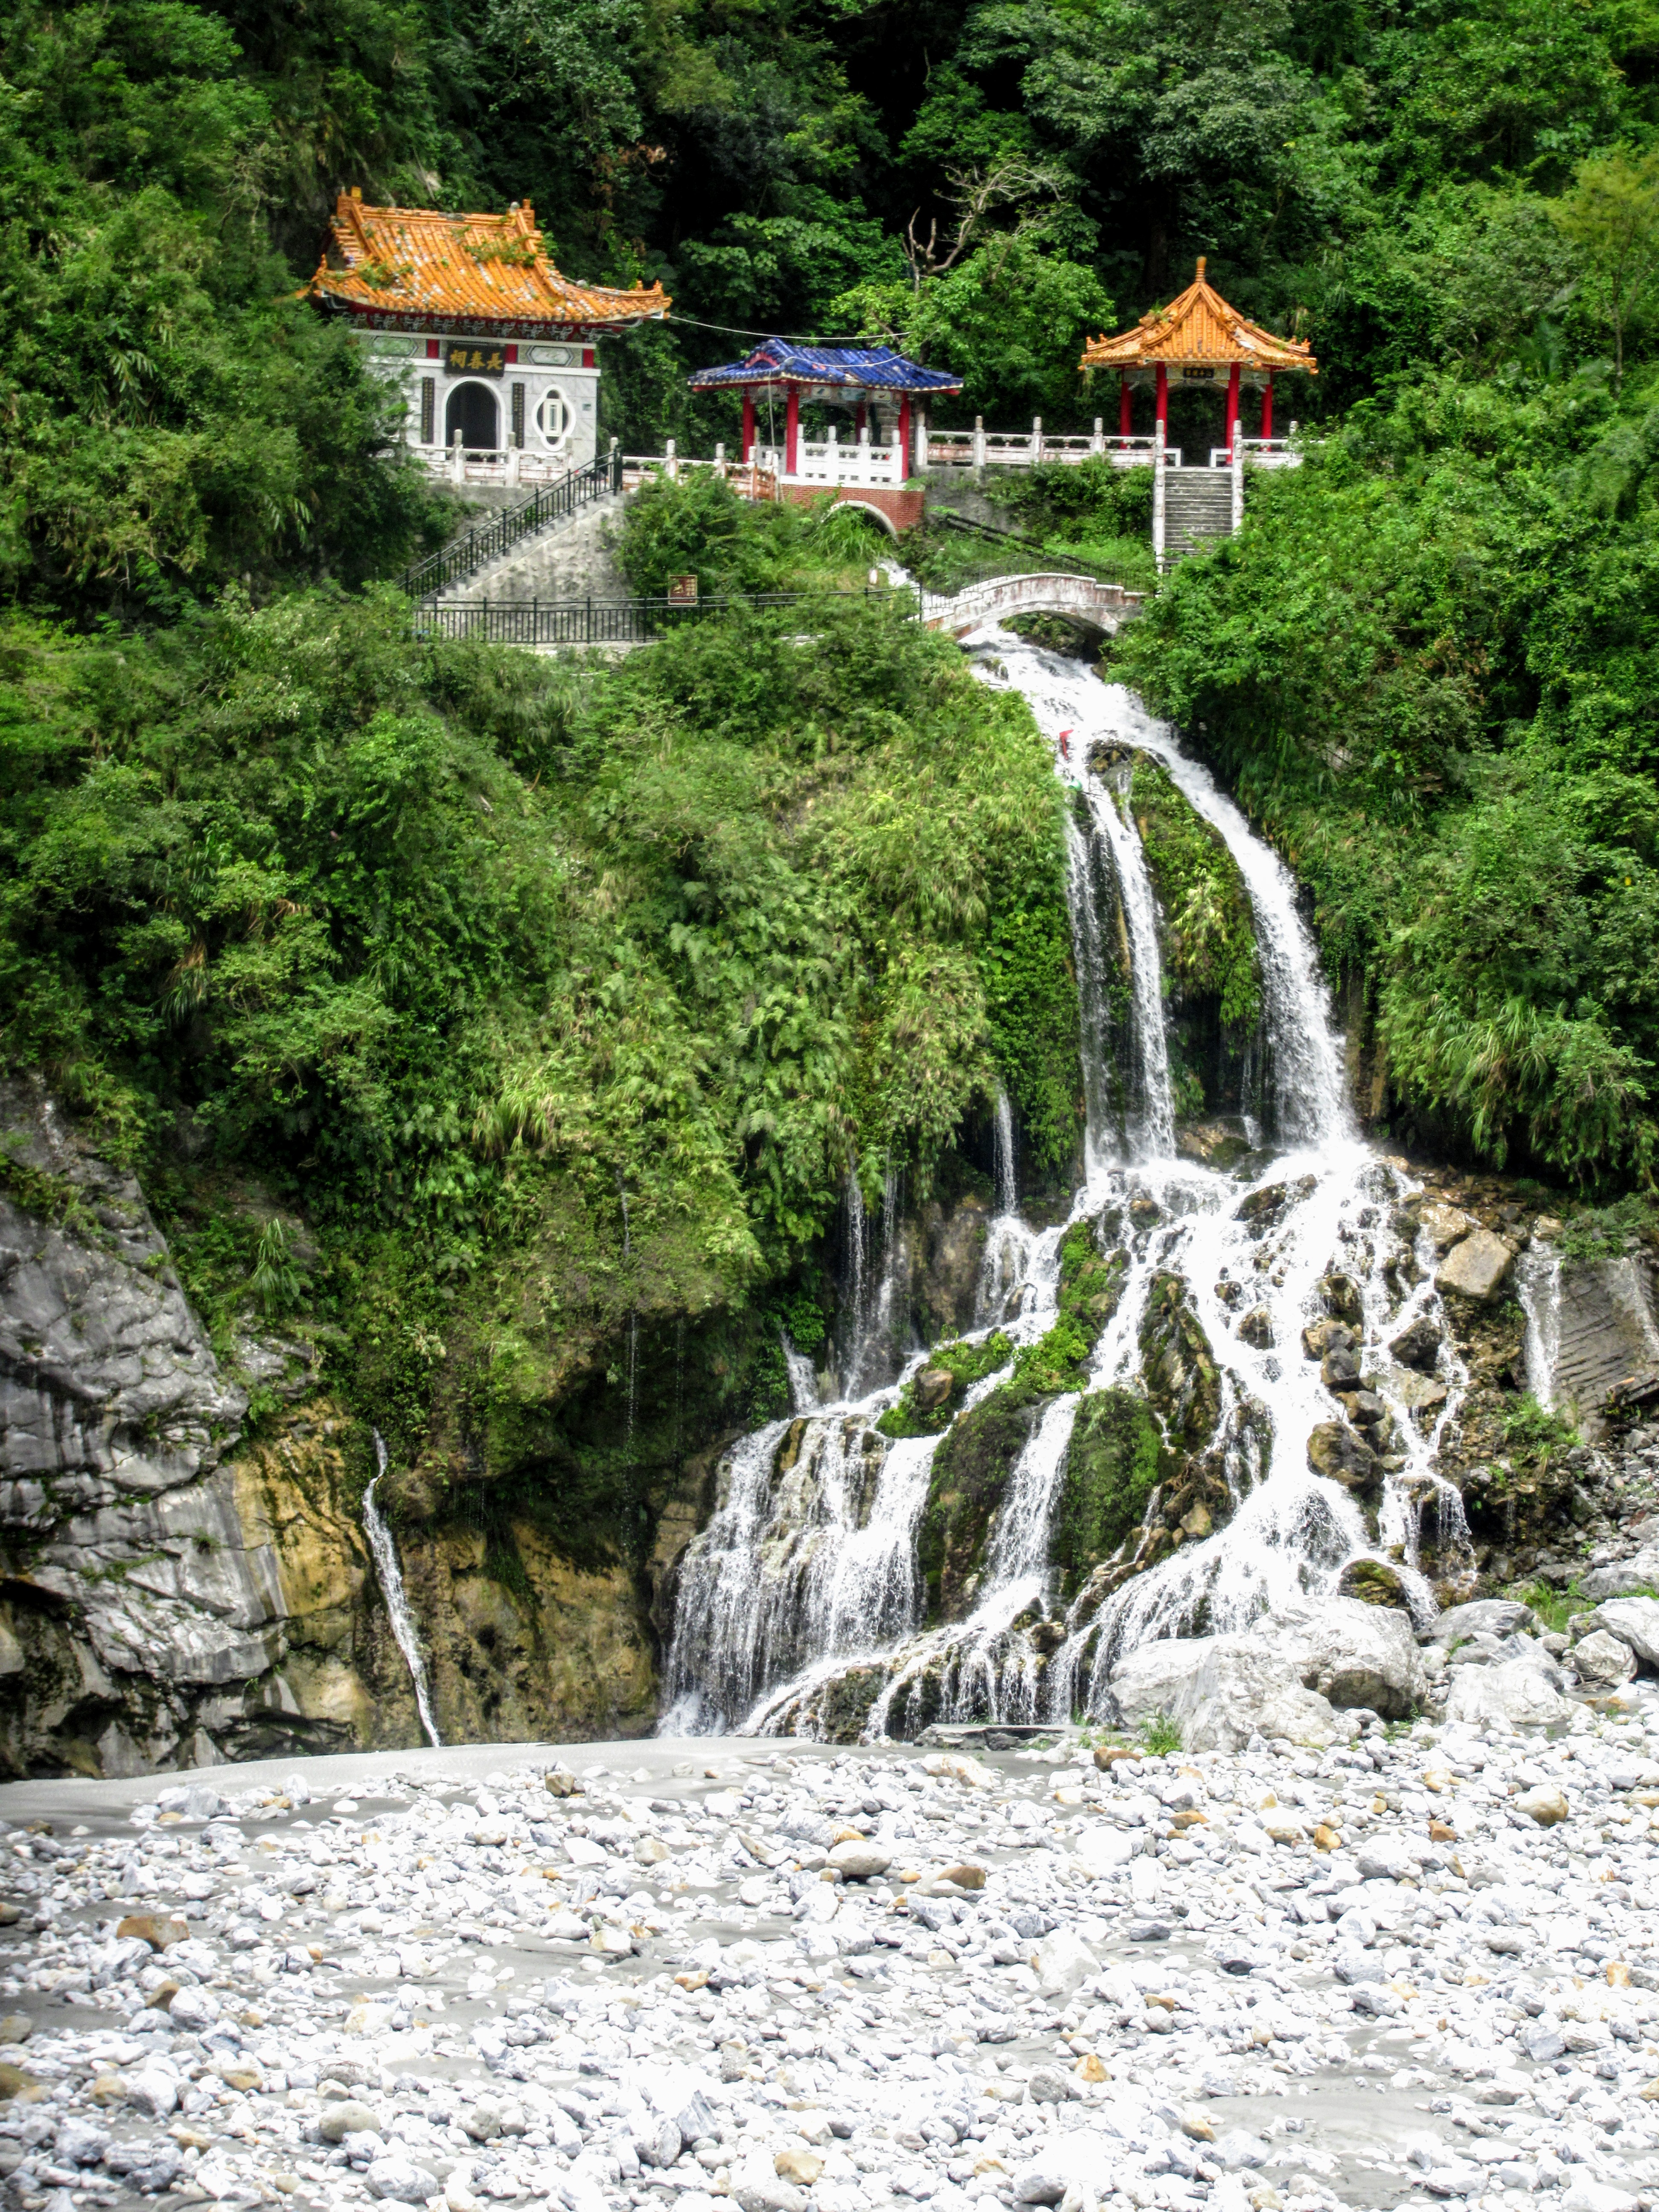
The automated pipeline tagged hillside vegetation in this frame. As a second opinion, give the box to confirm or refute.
[2,0,1659,1557]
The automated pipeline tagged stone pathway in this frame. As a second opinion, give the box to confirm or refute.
[4,1710,1659,2212]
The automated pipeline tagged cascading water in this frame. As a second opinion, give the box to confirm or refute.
[363,1432,442,1748]
[661,634,1471,1739]
[992,1088,1018,1219]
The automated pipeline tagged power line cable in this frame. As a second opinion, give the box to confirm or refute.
[659,311,891,347]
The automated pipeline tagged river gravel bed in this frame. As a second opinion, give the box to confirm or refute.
[2,1720,1659,2212]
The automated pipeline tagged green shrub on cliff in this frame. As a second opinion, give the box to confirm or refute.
[1053,1388,1168,1594]
[0,582,1083,1541]
[1129,762,1260,1029]
[1115,369,1659,1186]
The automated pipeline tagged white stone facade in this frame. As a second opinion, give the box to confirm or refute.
[348,329,601,480]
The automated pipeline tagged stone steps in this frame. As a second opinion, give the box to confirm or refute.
[1163,469,1234,559]
[436,492,624,606]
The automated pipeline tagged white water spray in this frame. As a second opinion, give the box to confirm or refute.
[661,634,1471,1739]
[364,1432,441,1748]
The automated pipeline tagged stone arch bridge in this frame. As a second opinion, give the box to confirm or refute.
[918,569,1144,638]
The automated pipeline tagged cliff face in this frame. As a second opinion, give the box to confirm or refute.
[0,1083,677,1772]
[0,1083,999,1774]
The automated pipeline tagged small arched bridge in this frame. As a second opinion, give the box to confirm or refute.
[920,570,1144,638]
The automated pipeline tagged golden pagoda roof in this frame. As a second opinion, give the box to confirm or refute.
[309,191,670,337]
[1081,259,1315,375]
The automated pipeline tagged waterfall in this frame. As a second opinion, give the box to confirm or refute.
[992,1087,1018,1218]
[780,1329,821,1415]
[1518,1240,1563,1408]
[659,633,1470,1740]
[364,1432,441,1748]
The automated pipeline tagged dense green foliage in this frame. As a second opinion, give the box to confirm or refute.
[1116,366,1659,1184]
[0,584,1080,1523]
[1129,758,1260,1028]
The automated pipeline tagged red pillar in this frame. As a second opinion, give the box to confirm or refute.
[1155,363,1168,433]
[1261,373,1274,441]
[855,401,867,435]
[1225,361,1240,457]
[898,392,912,475]
[741,389,756,462]
[785,384,800,477]
[1119,375,1132,442]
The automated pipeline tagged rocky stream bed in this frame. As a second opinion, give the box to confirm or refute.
[7,1670,1659,2212]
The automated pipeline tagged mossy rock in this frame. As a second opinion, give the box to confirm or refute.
[815,1663,890,1743]
[919,1376,1051,1621]
[1051,1387,1172,1596]
[1138,1273,1221,1450]
[1336,1558,1413,1610]
[877,1331,1014,1439]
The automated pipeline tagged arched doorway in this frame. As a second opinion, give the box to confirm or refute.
[445,381,500,450]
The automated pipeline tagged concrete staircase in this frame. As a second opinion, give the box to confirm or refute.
[1163,467,1234,560]
[435,494,625,605]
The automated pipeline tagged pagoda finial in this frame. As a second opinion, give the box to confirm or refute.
[1196,256,1207,279]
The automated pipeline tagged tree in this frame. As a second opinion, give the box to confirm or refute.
[1551,146,1659,389]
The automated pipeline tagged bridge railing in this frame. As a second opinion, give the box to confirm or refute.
[413,587,902,648]
[411,569,1149,650]
[919,417,1160,471]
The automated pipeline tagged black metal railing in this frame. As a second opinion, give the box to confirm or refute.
[399,448,624,600]
[412,587,911,648]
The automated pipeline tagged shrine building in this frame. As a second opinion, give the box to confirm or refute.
[309,191,669,478]
[1080,258,1316,452]
[687,341,963,528]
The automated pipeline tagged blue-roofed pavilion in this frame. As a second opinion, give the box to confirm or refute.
[687,339,962,481]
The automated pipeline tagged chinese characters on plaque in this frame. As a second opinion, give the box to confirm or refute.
[445,342,506,377]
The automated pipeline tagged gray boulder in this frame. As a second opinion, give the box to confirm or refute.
[1584,1597,1659,1670]
[1581,1555,1659,1601]
[1444,1659,1577,1730]
[1425,1599,1537,1646]
[1167,1637,1349,1754]
[0,1081,246,1508]
[1252,1597,1427,1717]
[364,2157,440,2204]
[1572,1629,1638,1690]
[1435,1228,1515,1302]
[1106,1638,1211,1729]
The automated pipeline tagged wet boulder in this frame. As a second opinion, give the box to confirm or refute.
[1051,1389,1169,1596]
[1307,1421,1382,1493]
[1389,1316,1443,1372]
[1236,1307,1273,1349]
[1336,1558,1414,1611]
[1302,1318,1356,1361]
[1320,1348,1361,1390]
[1138,1275,1221,1451]
[1235,1178,1316,1237]
[920,1383,1046,1620]
[912,1368,955,1415]
[1316,1273,1363,1323]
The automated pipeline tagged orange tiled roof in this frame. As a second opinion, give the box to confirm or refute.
[1081,259,1315,375]
[309,191,669,334]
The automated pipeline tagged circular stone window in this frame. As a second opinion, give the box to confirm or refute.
[536,390,571,445]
